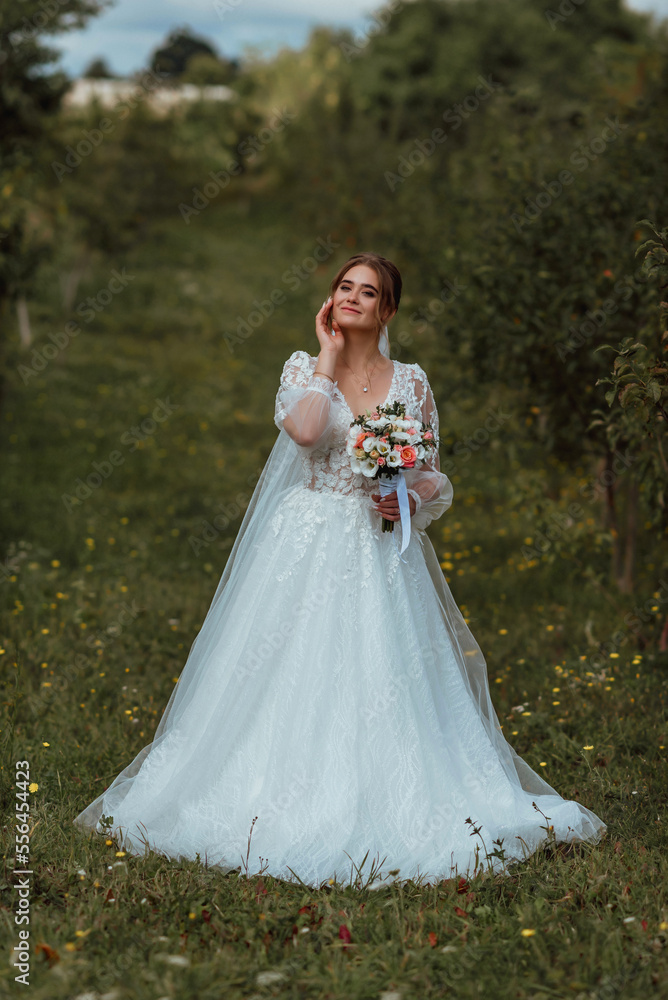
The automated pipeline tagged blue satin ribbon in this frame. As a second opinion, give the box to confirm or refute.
[378,469,411,561]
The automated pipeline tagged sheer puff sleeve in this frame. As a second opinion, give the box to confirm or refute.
[274,350,338,451]
[403,364,454,532]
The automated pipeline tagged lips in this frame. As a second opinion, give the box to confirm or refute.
[341,307,360,313]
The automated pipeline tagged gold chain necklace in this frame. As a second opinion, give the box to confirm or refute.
[339,352,383,393]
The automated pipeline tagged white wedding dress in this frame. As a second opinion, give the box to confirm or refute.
[73,348,607,887]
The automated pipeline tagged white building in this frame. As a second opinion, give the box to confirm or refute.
[63,77,236,115]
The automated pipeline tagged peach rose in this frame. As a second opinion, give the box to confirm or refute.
[400,445,417,468]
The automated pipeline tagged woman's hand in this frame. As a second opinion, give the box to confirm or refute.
[315,297,345,356]
[371,489,417,521]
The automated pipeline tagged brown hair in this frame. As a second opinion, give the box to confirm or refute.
[328,252,402,335]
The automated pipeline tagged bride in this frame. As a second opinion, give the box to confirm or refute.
[73,251,607,888]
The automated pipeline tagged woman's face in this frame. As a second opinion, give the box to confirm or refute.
[332,264,383,335]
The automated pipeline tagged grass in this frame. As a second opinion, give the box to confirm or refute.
[1,196,667,999]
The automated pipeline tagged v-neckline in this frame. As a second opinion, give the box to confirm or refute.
[323,358,397,420]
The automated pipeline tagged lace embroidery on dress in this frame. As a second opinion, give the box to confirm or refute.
[274,349,438,501]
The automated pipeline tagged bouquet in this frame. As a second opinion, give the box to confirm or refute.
[346,400,439,534]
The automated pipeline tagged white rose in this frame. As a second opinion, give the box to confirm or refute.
[361,457,379,476]
[363,435,379,453]
[391,431,412,442]
[386,451,402,467]
[376,440,390,456]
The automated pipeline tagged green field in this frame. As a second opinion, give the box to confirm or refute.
[0,194,666,999]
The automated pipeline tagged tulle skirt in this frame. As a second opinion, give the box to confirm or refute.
[73,483,607,887]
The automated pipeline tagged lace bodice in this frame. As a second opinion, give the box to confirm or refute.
[274,350,452,531]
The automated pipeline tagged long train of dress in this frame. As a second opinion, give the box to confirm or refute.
[73,350,607,887]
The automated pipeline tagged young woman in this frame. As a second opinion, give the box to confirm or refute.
[74,252,607,888]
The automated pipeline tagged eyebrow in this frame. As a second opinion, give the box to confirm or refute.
[339,280,378,292]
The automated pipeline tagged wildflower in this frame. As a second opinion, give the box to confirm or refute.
[520,928,536,937]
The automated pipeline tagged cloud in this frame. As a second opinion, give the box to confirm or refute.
[44,0,668,78]
[45,0,375,76]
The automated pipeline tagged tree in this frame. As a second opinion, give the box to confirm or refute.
[179,52,238,87]
[149,26,219,80]
[0,0,112,351]
[591,220,668,597]
[83,56,116,78]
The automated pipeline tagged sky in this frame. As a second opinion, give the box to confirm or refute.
[45,0,668,78]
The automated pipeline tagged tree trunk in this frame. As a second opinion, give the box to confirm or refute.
[61,252,89,312]
[17,296,31,347]
[618,479,638,594]
[602,449,623,585]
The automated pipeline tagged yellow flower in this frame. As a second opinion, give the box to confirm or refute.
[42,742,50,747]
[64,942,77,952]
[51,560,60,568]
[105,839,113,846]
[609,653,619,658]
[583,745,594,750]
[520,928,536,937]
[498,629,508,635]
[545,625,554,631]
[29,782,38,792]
[189,912,196,919]
[115,851,126,857]
[539,762,547,767]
